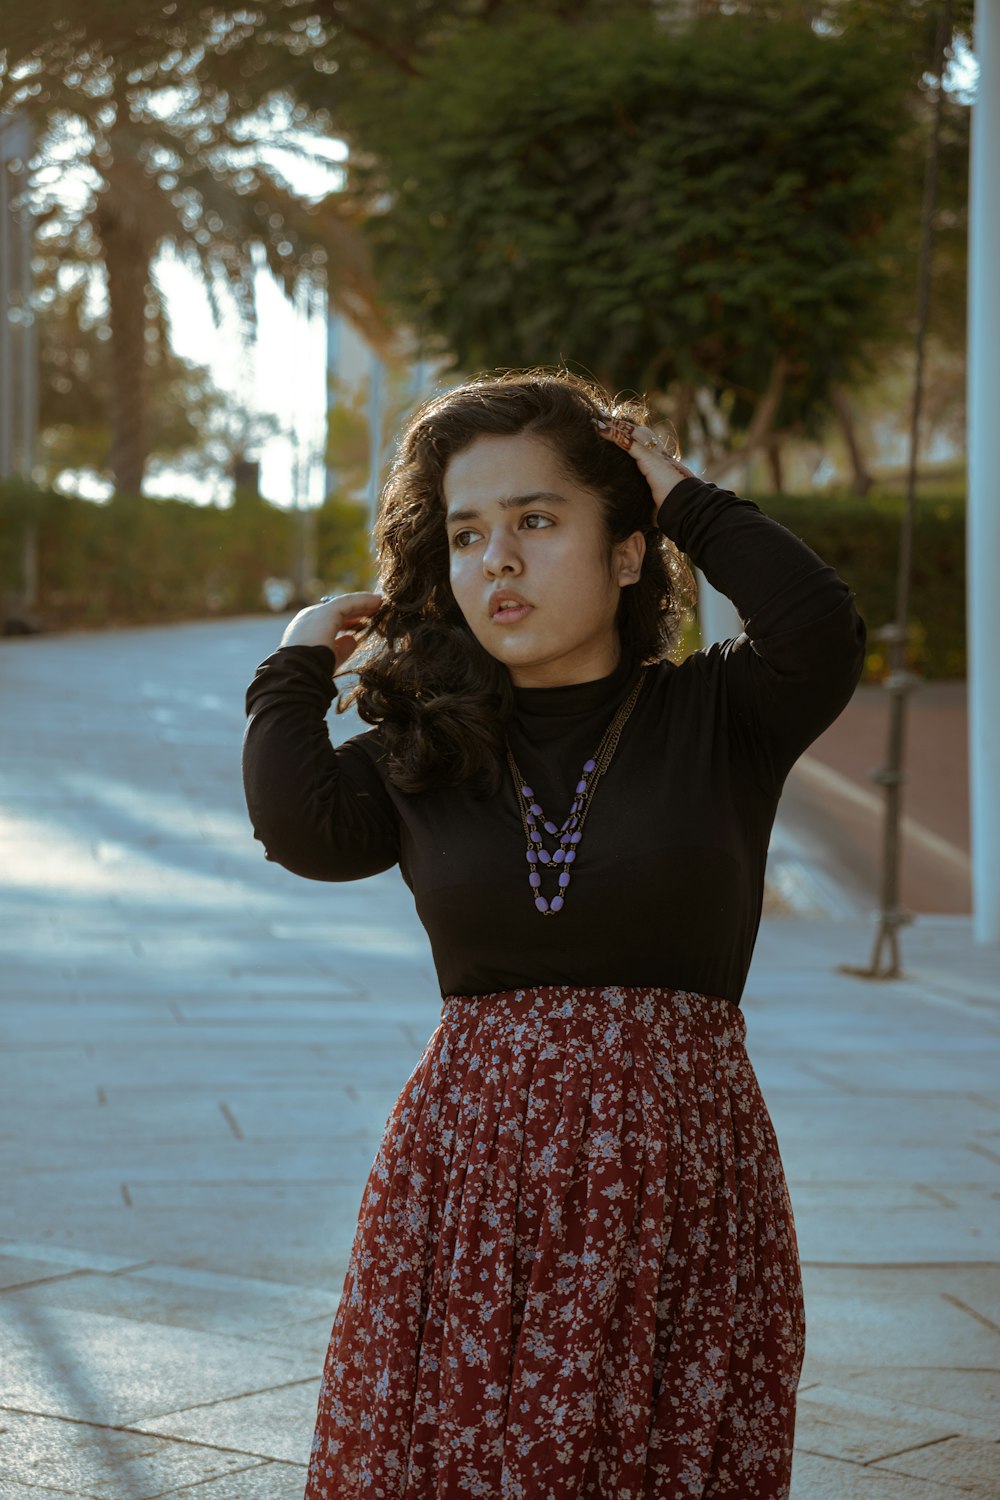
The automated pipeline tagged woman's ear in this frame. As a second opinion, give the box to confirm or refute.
[614,529,646,587]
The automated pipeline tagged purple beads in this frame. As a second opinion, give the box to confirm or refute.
[515,728,611,917]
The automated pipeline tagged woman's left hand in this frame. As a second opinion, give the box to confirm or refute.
[593,416,698,525]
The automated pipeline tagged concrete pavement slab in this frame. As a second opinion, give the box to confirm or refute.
[796,1383,974,1463]
[798,1264,999,1368]
[136,1379,321,1465]
[0,1409,263,1500]
[2,617,998,1499]
[798,679,971,917]
[868,1439,998,1495]
[1,1485,92,1500]
[836,1368,999,1432]
[0,1265,339,1343]
[138,1461,307,1500]
[0,1304,314,1425]
[789,1449,982,1498]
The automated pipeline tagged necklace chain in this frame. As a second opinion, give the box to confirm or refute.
[505,668,647,917]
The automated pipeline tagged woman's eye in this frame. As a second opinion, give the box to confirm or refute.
[451,515,551,549]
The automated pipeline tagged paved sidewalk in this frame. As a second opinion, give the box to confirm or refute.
[780,680,971,918]
[1,617,997,1500]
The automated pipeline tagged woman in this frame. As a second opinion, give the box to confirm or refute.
[242,369,866,1499]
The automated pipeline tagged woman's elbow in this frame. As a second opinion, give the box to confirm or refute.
[249,823,395,883]
[846,601,868,690]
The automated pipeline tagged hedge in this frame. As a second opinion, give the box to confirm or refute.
[0,480,373,632]
[0,479,966,679]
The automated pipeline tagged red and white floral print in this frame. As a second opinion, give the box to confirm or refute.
[306,985,806,1500]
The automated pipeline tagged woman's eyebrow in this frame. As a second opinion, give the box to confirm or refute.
[445,491,569,524]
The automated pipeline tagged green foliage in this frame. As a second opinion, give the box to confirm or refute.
[33,264,257,489]
[3,0,970,495]
[316,495,376,593]
[749,489,966,680]
[0,481,373,629]
[1,476,966,680]
[2,2,387,495]
[350,12,915,431]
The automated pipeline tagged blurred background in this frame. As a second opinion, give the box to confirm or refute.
[0,0,975,679]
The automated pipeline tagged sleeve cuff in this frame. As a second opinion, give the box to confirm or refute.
[245,643,340,716]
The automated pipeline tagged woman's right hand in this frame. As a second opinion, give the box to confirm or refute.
[279,591,384,669]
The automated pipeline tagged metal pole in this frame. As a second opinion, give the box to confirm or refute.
[841,0,951,980]
[967,0,1000,944]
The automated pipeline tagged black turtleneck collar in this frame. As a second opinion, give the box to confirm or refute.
[510,644,640,720]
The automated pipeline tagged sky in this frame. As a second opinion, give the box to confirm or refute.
[54,129,344,509]
[148,131,345,510]
[154,250,330,509]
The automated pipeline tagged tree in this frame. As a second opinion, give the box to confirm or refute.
[342,12,917,474]
[32,257,280,496]
[1,5,389,495]
[4,0,972,489]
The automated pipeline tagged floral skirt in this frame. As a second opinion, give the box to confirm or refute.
[304,985,806,1500]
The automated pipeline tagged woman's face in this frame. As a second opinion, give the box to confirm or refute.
[442,432,644,688]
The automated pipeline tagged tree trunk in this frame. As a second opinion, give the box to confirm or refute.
[765,438,784,493]
[669,381,696,457]
[829,382,874,497]
[703,354,789,487]
[95,181,150,497]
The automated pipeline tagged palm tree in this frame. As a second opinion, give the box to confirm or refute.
[2,9,390,495]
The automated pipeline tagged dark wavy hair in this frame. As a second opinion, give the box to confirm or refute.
[337,368,694,794]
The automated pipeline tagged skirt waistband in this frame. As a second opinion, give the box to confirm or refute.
[440,983,745,1047]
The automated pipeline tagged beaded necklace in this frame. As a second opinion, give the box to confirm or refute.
[505,667,647,916]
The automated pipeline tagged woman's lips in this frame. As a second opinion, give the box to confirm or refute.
[490,603,533,625]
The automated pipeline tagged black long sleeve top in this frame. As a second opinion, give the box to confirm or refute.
[242,477,867,1007]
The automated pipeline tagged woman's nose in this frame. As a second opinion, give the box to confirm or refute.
[482,530,521,577]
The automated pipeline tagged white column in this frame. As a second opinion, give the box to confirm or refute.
[696,570,743,648]
[967,0,1000,944]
